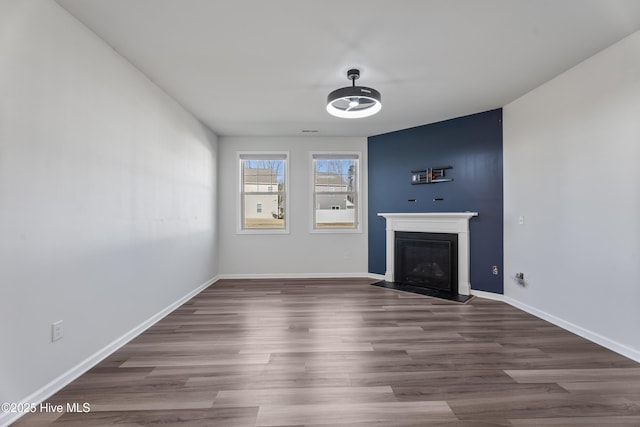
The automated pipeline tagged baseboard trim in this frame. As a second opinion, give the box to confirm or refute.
[470,290,639,363]
[504,296,640,363]
[470,289,505,301]
[217,272,373,280]
[0,275,218,427]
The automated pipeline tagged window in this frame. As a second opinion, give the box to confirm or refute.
[239,153,288,232]
[312,153,360,231]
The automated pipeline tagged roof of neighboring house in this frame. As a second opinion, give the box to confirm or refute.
[315,172,348,187]
[243,168,279,185]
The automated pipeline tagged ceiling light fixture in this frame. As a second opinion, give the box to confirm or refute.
[326,68,381,119]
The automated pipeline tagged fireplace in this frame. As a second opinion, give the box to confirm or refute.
[395,232,458,293]
[377,212,477,295]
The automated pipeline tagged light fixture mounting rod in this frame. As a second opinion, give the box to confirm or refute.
[347,68,360,87]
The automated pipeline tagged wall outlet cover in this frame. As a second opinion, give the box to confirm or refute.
[52,320,64,342]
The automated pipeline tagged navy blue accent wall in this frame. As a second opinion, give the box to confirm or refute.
[368,109,503,294]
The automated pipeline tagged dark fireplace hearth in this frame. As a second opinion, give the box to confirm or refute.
[394,231,458,294]
[374,212,477,303]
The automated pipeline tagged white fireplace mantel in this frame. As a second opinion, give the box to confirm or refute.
[377,212,478,295]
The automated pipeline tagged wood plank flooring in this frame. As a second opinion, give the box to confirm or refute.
[13,278,640,426]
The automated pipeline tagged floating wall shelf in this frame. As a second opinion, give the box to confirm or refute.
[411,166,453,184]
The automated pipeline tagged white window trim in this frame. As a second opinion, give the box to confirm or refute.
[309,151,362,234]
[237,151,290,234]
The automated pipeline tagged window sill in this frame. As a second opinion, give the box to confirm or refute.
[310,227,362,234]
[237,228,290,235]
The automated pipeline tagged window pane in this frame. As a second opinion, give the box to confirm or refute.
[241,157,286,230]
[313,157,358,229]
[243,193,285,229]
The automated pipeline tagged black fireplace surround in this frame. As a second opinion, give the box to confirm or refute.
[394,231,458,294]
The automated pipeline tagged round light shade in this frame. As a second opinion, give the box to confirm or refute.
[326,86,382,119]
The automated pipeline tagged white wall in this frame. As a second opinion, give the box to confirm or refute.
[503,30,640,361]
[218,136,368,276]
[0,0,218,415]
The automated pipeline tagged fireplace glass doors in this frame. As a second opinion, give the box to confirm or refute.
[394,232,458,293]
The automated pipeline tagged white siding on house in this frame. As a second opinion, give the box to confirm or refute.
[245,194,279,219]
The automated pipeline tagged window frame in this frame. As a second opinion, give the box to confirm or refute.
[237,152,289,234]
[310,152,362,234]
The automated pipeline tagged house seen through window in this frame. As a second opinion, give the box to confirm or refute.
[312,154,359,230]
[239,154,287,231]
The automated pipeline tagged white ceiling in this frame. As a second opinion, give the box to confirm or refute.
[56,0,640,137]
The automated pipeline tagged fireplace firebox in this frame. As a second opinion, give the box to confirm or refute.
[394,231,458,294]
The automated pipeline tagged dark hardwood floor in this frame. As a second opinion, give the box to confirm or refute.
[13,278,640,426]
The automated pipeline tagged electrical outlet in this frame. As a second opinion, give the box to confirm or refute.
[52,320,64,342]
[518,215,525,225]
